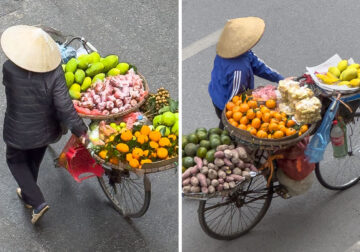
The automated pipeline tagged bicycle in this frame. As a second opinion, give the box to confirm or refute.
[184,75,360,240]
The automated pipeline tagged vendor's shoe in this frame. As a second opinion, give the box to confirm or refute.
[31,204,49,224]
[16,188,32,209]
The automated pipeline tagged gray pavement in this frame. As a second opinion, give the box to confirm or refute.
[0,0,178,251]
[182,1,360,251]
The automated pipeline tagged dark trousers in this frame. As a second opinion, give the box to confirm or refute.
[6,145,47,208]
[213,103,224,130]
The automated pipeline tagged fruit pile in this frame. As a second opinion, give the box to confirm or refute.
[316,59,360,87]
[182,128,256,194]
[63,52,146,116]
[140,87,177,121]
[90,122,178,169]
[225,93,309,139]
[182,128,232,170]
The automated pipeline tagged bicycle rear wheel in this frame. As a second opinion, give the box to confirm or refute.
[198,174,273,240]
[98,169,151,218]
[315,113,360,190]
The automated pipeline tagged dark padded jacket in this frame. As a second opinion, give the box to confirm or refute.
[2,60,87,150]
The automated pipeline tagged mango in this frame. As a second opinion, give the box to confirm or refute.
[338,81,350,86]
[107,68,121,77]
[328,67,340,78]
[349,78,360,87]
[70,83,81,92]
[65,58,78,73]
[74,69,86,84]
[340,68,357,81]
[337,60,348,72]
[81,77,92,91]
[102,55,119,72]
[348,63,360,70]
[69,89,81,100]
[64,72,74,88]
[85,62,104,77]
[116,62,130,74]
[92,73,105,83]
[77,55,90,70]
[89,52,101,63]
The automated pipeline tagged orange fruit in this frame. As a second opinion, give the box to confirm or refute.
[299,131,302,136]
[279,125,287,134]
[262,112,271,123]
[273,130,284,139]
[247,127,257,136]
[274,112,282,121]
[270,118,279,124]
[300,124,309,133]
[248,100,258,109]
[279,121,286,126]
[230,121,239,127]
[226,102,235,111]
[232,95,240,103]
[286,120,296,128]
[268,134,272,139]
[238,124,247,130]
[285,128,297,136]
[270,110,276,118]
[232,105,241,113]
[266,99,276,109]
[240,116,249,125]
[260,123,269,132]
[269,123,279,132]
[251,118,261,129]
[226,111,233,119]
[256,111,262,119]
[236,100,242,106]
[281,112,287,118]
[239,103,250,113]
[256,130,268,138]
[246,109,255,120]
[232,111,243,122]
[260,106,270,114]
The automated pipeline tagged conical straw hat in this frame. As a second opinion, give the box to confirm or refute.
[1,25,61,72]
[216,17,265,59]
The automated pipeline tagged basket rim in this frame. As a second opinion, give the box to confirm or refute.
[92,153,178,174]
[75,72,149,120]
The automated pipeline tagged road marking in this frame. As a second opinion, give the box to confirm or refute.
[182,29,222,61]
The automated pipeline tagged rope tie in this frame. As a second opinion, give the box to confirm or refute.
[259,154,284,187]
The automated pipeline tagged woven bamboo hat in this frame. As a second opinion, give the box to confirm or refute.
[1,25,61,72]
[216,17,265,58]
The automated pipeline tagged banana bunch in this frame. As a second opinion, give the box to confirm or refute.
[316,72,339,85]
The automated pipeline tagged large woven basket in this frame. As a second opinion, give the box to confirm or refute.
[93,154,178,174]
[76,73,149,120]
[222,110,317,151]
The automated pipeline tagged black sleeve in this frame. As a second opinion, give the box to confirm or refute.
[52,66,87,137]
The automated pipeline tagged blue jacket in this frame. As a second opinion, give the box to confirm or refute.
[208,50,284,110]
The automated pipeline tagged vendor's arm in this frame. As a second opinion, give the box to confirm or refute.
[52,66,88,137]
[248,50,284,82]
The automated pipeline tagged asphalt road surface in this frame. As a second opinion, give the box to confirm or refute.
[0,0,178,251]
[182,1,360,251]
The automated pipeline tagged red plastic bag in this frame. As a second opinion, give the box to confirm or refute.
[58,135,104,183]
[275,137,315,181]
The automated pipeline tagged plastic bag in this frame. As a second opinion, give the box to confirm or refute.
[58,44,77,63]
[58,135,104,183]
[277,169,314,196]
[305,99,339,163]
[276,137,315,180]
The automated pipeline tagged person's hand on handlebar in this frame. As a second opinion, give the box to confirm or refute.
[79,133,90,147]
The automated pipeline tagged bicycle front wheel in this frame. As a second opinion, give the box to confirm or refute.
[198,174,273,240]
[98,169,151,218]
[315,113,360,190]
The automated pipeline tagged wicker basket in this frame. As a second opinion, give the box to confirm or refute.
[222,110,317,151]
[93,153,178,174]
[76,73,149,120]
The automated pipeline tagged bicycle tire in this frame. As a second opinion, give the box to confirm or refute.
[198,175,273,240]
[98,170,151,218]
